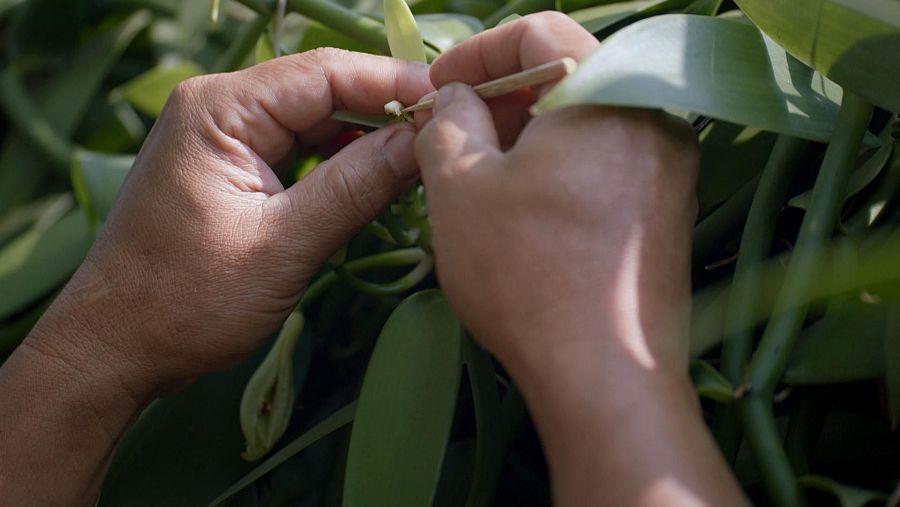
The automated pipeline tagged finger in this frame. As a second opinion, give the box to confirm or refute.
[429,12,598,94]
[178,48,433,167]
[266,123,419,263]
[415,83,501,183]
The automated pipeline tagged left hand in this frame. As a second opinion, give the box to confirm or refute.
[25,49,432,400]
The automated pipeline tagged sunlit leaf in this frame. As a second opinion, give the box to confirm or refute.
[416,13,483,52]
[735,0,900,112]
[384,0,427,62]
[344,290,463,506]
[535,15,844,142]
[113,61,204,118]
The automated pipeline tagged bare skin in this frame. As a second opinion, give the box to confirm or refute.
[0,12,747,507]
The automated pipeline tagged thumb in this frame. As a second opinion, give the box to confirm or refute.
[271,123,419,264]
[415,83,501,181]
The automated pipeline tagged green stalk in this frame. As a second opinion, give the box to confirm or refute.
[299,248,425,311]
[713,136,807,461]
[212,13,272,72]
[0,69,74,173]
[482,0,553,27]
[334,254,434,296]
[741,92,873,507]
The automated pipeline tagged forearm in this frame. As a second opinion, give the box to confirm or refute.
[505,324,748,506]
[0,282,151,504]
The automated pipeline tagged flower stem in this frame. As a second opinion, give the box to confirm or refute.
[741,92,872,507]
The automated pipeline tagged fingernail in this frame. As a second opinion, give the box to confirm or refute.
[385,126,419,180]
[434,84,461,112]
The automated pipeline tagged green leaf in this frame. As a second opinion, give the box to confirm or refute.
[556,0,620,12]
[784,301,888,385]
[114,61,204,118]
[462,335,502,507]
[208,402,356,507]
[102,355,264,506]
[534,14,844,142]
[71,150,134,224]
[689,360,734,402]
[734,0,900,112]
[0,208,92,320]
[416,13,483,52]
[297,21,382,54]
[384,0,428,62]
[344,289,463,506]
[0,10,150,217]
[798,475,887,507]
[0,192,73,247]
[255,32,276,64]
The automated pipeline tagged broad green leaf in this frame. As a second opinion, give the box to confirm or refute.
[799,475,886,507]
[534,15,844,143]
[734,0,900,112]
[689,360,734,402]
[0,11,150,217]
[384,0,428,62]
[416,13,483,52]
[209,402,356,507]
[344,290,463,506]
[784,301,888,385]
[71,150,134,225]
[0,208,92,320]
[101,354,265,506]
[462,335,502,507]
[113,61,204,118]
[255,32,276,63]
[0,192,72,247]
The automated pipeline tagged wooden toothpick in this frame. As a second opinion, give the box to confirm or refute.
[400,57,577,114]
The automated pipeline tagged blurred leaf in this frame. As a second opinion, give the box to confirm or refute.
[417,13,483,51]
[784,301,888,385]
[114,61,204,118]
[384,0,428,61]
[0,208,92,320]
[885,307,900,429]
[0,10,150,217]
[102,354,268,506]
[790,124,895,210]
[697,121,777,215]
[0,192,73,247]
[535,15,844,142]
[683,0,722,15]
[556,0,619,12]
[344,290,463,506]
[255,32,276,63]
[690,360,734,402]
[209,402,356,506]
[798,475,886,507]
[463,335,502,507]
[482,0,553,28]
[71,150,134,225]
[0,293,54,357]
[734,0,900,112]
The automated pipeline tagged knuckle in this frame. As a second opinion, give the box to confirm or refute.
[169,75,212,109]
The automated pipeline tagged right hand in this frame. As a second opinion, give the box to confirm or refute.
[415,13,700,379]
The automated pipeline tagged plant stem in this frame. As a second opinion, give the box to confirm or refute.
[334,254,434,296]
[0,69,73,173]
[714,136,807,461]
[741,92,872,507]
[212,12,272,73]
[299,248,425,311]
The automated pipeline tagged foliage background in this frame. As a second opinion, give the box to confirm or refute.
[0,0,898,505]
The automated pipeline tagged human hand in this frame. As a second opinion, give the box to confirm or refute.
[25,49,432,401]
[415,13,699,379]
